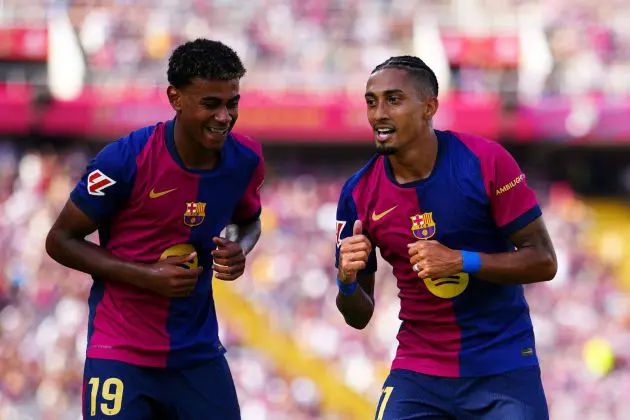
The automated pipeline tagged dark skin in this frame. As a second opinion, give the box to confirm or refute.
[336,220,375,330]
[336,67,557,329]
[408,220,556,285]
[365,68,440,183]
[46,201,201,298]
[46,77,261,297]
[166,78,240,169]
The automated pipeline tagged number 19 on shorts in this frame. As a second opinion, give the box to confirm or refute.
[88,377,124,416]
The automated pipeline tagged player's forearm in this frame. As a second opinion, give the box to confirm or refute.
[335,284,375,330]
[46,230,146,288]
[474,247,557,285]
[231,219,262,255]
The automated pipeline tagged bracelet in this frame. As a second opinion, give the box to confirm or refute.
[337,277,358,295]
[461,251,482,274]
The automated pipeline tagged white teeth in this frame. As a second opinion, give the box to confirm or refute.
[376,129,395,142]
[207,127,226,134]
[376,128,395,134]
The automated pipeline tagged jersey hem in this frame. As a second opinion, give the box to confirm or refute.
[390,358,539,378]
[86,348,227,369]
[87,348,168,368]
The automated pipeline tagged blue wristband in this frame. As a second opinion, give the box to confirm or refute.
[461,251,482,273]
[337,277,359,295]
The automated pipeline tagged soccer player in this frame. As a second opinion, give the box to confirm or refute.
[45,39,264,419]
[334,56,557,420]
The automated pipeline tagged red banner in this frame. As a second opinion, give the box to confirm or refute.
[441,34,519,67]
[1,84,630,143]
[0,27,48,61]
[34,88,506,141]
[0,84,32,133]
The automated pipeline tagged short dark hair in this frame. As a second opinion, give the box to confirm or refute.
[372,56,439,98]
[167,39,246,88]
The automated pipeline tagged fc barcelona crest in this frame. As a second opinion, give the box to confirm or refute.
[184,202,206,227]
[410,212,436,240]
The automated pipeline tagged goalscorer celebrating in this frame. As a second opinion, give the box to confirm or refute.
[46,39,264,419]
[335,56,557,420]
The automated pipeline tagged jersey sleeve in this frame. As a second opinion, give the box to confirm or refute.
[334,181,377,274]
[486,144,541,237]
[231,152,264,224]
[70,139,136,225]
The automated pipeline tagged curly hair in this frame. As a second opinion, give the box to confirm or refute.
[372,55,439,98]
[167,39,246,88]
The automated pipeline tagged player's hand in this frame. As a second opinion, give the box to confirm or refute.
[408,240,463,279]
[338,220,371,283]
[211,237,246,281]
[144,252,202,298]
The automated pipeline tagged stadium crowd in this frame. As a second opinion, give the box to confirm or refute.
[0,0,629,419]
[0,144,628,419]
[0,0,629,96]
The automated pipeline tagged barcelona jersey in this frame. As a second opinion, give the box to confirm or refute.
[71,119,264,369]
[335,130,541,377]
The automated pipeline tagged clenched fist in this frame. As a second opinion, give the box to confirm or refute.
[408,240,462,279]
[338,220,371,283]
[211,236,246,281]
[143,252,202,298]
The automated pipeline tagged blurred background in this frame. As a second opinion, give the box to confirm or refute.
[1,0,630,419]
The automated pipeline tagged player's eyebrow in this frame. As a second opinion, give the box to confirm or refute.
[383,89,404,96]
[200,94,241,103]
[365,89,405,98]
[200,95,221,103]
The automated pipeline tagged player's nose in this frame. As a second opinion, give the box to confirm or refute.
[372,101,390,122]
[213,106,232,124]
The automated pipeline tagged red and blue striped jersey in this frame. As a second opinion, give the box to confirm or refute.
[335,130,541,378]
[71,119,264,368]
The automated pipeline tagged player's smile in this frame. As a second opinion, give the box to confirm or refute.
[374,128,396,143]
[206,126,229,135]
[203,125,230,144]
[374,125,397,144]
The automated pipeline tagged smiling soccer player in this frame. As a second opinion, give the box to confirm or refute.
[334,56,557,420]
[46,39,264,420]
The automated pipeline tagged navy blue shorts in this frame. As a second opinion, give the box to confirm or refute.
[375,366,548,420]
[82,356,240,420]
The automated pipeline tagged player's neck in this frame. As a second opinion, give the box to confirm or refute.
[388,130,438,184]
[173,122,220,170]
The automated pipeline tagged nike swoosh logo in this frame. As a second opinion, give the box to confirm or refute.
[149,188,177,199]
[372,205,398,221]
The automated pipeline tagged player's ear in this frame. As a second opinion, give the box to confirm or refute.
[167,85,182,112]
[424,96,439,121]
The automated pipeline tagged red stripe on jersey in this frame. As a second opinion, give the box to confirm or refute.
[351,156,462,377]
